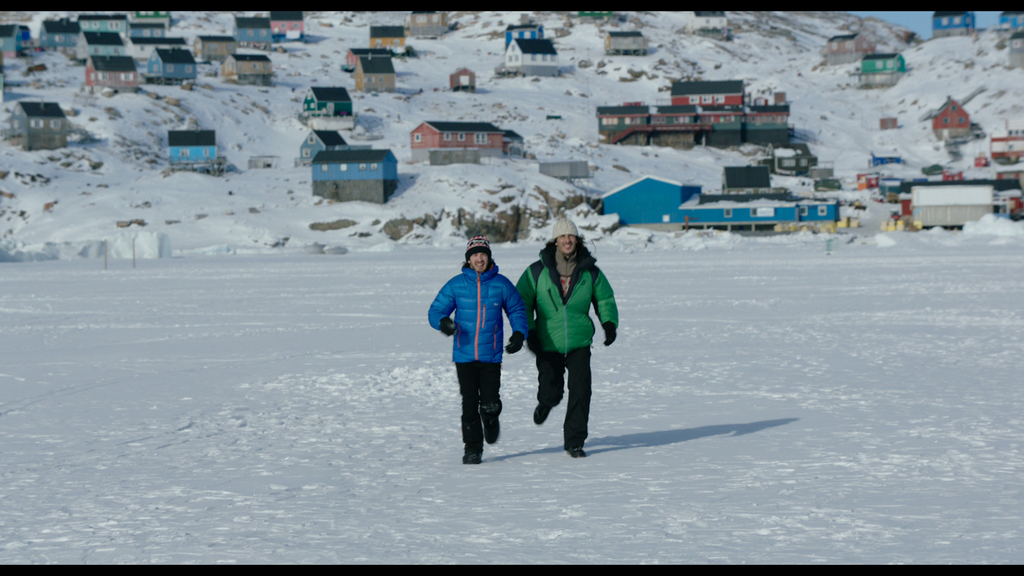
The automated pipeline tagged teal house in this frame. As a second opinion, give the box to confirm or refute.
[168,130,216,164]
[303,87,352,118]
[859,53,905,88]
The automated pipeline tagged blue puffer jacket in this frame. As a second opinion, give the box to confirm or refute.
[429,263,529,364]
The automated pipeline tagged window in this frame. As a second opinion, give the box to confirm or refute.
[339,164,347,171]
[414,133,422,142]
[181,148,190,157]
[359,163,367,171]
[370,163,378,170]
[309,135,316,144]
[702,95,712,103]
[166,64,174,72]
[444,132,452,141]
[30,119,43,129]
[799,206,809,217]
[715,95,725,104]
[185,66,193,73]
[321,164,328,172]
[723,208,733,218]
[458,133,465,141]
[203,148,210,157]
[475,133,487,144]
[303,148,310,157]
[818,206,828,216]
[50,120,61,129]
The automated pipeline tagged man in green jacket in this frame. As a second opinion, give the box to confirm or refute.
[516,218,619,458]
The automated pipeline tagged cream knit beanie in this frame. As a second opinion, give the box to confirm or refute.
[552,218,579,240]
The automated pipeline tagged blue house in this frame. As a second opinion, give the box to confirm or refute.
[299,130,350,165]
[602,176,701,227]
[168,130,217,164]
[234,16,272,49]
[999,11,1024,30]
[932,11,975,38]
[0,24,21,58]
[78,14,129,35]
[676,199,839,231]
[146,48,196,84]
[128,22,166,39]
[40,18,80,53]
[505,23,544,47]
[311,149,398,204]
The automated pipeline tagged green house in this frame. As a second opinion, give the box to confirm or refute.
[133,12,171,27]
[303,87,353,118]
[860,53,905,88]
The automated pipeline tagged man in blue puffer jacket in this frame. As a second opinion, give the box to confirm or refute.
[429,236,529,464]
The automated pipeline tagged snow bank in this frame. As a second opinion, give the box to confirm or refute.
[962,214,1024,237]
[0,231,171,263]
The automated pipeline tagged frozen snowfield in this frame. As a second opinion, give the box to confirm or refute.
[2,228,1024,564]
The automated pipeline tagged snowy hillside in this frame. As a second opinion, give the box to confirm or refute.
[1,11,1023,259]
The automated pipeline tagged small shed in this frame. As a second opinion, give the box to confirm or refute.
[880,117,898,130]
[168,130,217,164]
[450,67,476,92]
[605,31,648,56]
[539,161,590,181]
[602,176,702,229]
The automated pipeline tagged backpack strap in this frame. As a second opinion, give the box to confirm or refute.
[530,260,544,287]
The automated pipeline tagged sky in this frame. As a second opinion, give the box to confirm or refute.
[849,11,1003,40]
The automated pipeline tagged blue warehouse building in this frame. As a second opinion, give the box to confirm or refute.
[603,176,701,229]
[312,149,398,204]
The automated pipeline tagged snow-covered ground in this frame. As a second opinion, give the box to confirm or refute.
[3,223,1024,564]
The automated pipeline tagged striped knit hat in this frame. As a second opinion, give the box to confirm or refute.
[465,235,491,261]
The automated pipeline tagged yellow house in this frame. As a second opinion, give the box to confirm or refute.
[369,25,405,49]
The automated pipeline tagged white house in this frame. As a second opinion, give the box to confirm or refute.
[505,38,558,77]
[685,11,728,36]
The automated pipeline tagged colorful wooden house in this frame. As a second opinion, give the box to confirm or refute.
[1009,31,1024,68]
[505,38,558,77]
[270,11,304,42]
[353,54,395,93]
[932,98,971,141]
[677,198,838,231]
[234,16,271,49]
[504,23,543,48]
[222,53,273,86]
[39,18,80,54]
[77,32,127,62]
[999,11,1024,30]
[146,48,196,84]
[602,176,702,228]
[859,53,905,88]
[410,121,504,163]
[303,87,353,118]
[344,48,389,71]
[687,11,728,37]
[168,130,217,165]
[824,33,874,65]
[0,24,22,59]
[933,11,975,38]
[78,14,128,35]
[744,105,790,146]
[450,67,476,92]
[127,36,186,61]
[128,22,166,39]
[298,130,349,165]
[8,102,68,151]
[670,80,744,106]
[311,149,399,204]
[761,144,816,175]
[369,26,406,50]
[132,12,171,28]
[991,119,1024,163]
[194,35,237,62]
[698,105,744,148]
[407,12,447,38]
[605,31,648,56]
[86,55,139,93]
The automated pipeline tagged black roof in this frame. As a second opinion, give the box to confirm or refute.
[312,130,347,146]
[370,25,405,37]
[129,37,187,46]
[168,130,216,147]
[828,33,858,41]
[1012,31,1024,40]
[229,53,271,61]
[694,11,725,17]
[83,32,124,46]
[17,102,66,118]
[511,38,557,54]
[270,11,303,21]
[422,121,503,133]
[79,14,128,21]
[503,129,523,140]
[358,55,394,74]
[0,25,17,37]
[349,48,391,56]
[723,166,771,189]
[748,105,790,113]
[898,179,1022,194]
[506,23,542,31]
[671,80,744,96]
[863,53,901,60]
[312,149,394,163]
[309,87,351,102]
[699,105,744,113]
[597,105,650,115]
[655,105,698,114]
[197,35,237,42]
[608,31,643,37]
[89,55,137,72]
[129,22,167,29]
[933,11,970,17]
[699,193,794,205]
[42,18,80,34]
[235,17,271,29]
[154,48,195,64]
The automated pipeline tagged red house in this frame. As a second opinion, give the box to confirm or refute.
[932,97,970,140]
[410,121,504,162]
[670,80,744,107]
[85,55,138,93]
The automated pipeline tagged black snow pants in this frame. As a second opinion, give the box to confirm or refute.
[456,362,502,454]
[535,346,592,450]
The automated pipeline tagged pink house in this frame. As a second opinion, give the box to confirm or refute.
[270,11,304,42]
[410,121,504,162]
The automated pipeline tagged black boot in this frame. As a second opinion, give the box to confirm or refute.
[534,403,551,425]
[463,452,482,465]
[566,446,586,459]
[481,401,501,444]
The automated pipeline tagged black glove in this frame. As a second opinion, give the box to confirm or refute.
[602,322,616,346]
[505,331,525,354]
[526,332,541,355]
[439,317,455,337]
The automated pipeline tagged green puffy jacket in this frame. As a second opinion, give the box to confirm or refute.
[516,244,619,354]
